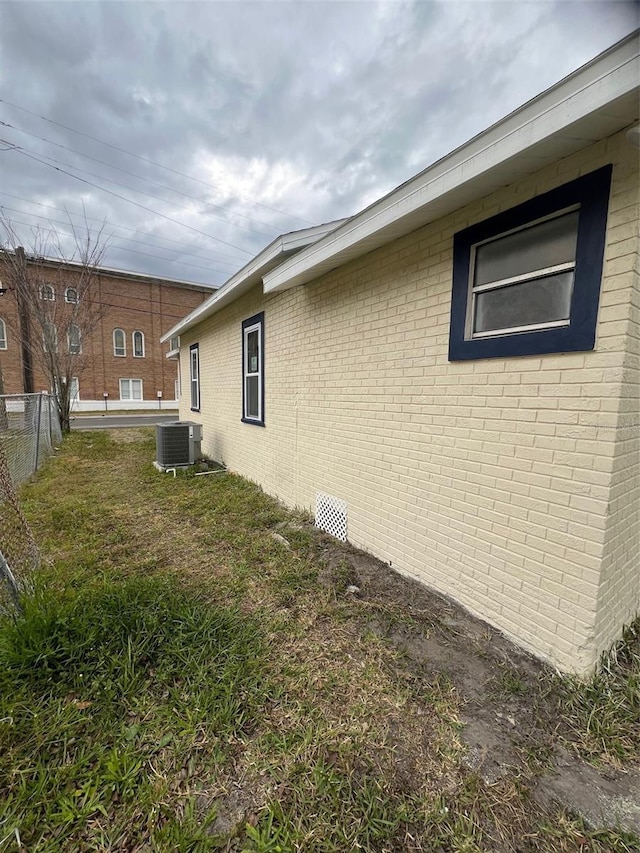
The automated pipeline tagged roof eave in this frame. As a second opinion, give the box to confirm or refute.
[263,31,639,294]
[160,218,348,342]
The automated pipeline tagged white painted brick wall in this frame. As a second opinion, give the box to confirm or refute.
[180,129,639,673]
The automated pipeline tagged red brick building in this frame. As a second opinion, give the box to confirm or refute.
[0,253,214,409]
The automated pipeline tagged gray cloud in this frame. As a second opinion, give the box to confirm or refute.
[0,1,637,284]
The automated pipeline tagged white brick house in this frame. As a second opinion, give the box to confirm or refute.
[163,33,639,674]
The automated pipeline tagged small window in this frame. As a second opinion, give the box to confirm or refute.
[132,330,145,358]
[39,284,55,301]
[190,344,200,411]
[170,335,180,352]
[0,318,6,350]
[65,287,79,304]
[242,312,264,426]
[43,320,58,353]
[119,378,143,401]
[449,165,612,361]
[113,328,126,357]
[68,324,82,355]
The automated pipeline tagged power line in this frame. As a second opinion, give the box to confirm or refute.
[0,98,313,227]
[0,211,232,278]
[0,118,288,235]
[4,137,276,242]
[3,145,255,255]
[0,193,243,267]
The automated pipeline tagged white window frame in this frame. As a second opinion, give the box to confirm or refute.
[132,330,145,358]
[39,284,55,301]
[0,318,6,350]
[189,344,200,411]
[119,378,143,401]
[242,313,264,425]
[113,328,126,357]
[64,287,79,304]
[43,321,58,353]
[465,206,579,340]
[68,323,82,355]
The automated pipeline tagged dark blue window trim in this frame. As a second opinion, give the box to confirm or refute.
[189,343,200,412]
[448,164,613,361]
[241,312,265,427]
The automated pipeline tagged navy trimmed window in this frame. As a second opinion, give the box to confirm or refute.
[190,343,200,412]
[449,165,612,361]
[242,312,265,426]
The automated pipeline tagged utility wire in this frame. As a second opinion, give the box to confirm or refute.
[4,138,275,241]
[0,98,313,226]
[0,119,287,235]
[3,144,255,255]
[0,192,243,266]
[0,211,231,278]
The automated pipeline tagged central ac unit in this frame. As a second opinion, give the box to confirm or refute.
[156,421,202,467]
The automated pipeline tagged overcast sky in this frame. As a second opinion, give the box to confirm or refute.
[0,1,637,286]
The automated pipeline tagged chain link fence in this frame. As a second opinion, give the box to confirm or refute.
[0,393,62,488]
[0,393,60,615]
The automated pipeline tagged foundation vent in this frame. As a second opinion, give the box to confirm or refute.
[315,492,347,541]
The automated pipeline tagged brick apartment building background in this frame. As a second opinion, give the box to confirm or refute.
[0,253,214,408]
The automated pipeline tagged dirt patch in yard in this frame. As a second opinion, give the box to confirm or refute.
[312,531,640,836]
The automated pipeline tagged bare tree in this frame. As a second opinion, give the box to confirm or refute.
[0,215,109,432]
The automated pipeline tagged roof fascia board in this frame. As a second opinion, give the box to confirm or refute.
[264,33,639,293]
[160,218,347,342]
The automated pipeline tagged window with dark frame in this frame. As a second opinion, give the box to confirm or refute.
[242,312,264,426]
[448,165,612,361]
[65,287,79,304]
[190,344,200,411]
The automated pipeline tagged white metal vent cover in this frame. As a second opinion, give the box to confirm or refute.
[315,492,347,541]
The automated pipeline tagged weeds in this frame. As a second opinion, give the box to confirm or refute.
[1,430,638,850]
[0,573,268,849]
[556,619,640,765]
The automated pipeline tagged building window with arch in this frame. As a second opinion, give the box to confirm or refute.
[132,330,145,358]
[68,324,82,355]
[65,287,79,304]
[0,318,7,350]
[43,320,58,353]
[39,284,55,301]
[113,328,126,357]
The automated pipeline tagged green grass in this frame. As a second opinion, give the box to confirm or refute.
[0,429,638,852]
[0,574,267,850]
[556,620,640,765]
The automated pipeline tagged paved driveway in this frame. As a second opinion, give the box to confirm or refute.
[71,414,179,430]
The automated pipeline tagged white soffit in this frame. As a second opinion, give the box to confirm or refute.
[160,218,347,342]
[263,32,640,294]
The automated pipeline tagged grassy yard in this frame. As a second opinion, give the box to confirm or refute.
[0,430,638,852]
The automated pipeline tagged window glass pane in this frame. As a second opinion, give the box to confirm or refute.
[474,271,574,334]
[246,329,259,373]
[474,211,579,286]
[69,325,81,354]
[246,375,259,419]
[114,329,125,355]
[133,332,144,357]
[132,380,142,401]
[0,319,6,349]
